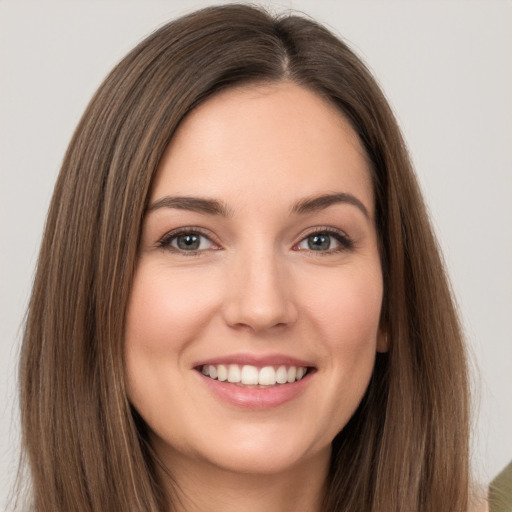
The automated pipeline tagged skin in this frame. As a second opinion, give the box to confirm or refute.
[124,81,386,512]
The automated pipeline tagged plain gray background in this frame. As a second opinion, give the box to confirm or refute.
[1,0,511,507]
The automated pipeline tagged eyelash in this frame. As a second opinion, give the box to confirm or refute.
[295,227,354,254]
[156,226,354,255]
[156,227,218,255]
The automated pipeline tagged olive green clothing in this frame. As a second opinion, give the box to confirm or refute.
[489,461,512,512]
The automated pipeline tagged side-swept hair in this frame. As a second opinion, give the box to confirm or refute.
[19,4,469,511]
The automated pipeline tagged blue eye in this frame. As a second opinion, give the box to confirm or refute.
[305,234,333,251]
[296,230,352,252]
[158,230,216,253]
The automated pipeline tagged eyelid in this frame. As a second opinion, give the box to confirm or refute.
[156,226,221,253]
[293,226,354,252]
[154,225,353,254]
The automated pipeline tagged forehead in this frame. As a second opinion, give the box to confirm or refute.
[151,82,374,216]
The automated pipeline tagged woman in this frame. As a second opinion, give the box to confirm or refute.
[18,4,475,511]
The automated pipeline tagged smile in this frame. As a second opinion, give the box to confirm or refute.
[194,355,315,408]
[199,364,308,387]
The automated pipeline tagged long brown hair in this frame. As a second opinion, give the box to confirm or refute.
[18,4,470,511]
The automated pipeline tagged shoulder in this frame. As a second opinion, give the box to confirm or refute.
[488,460,512,512]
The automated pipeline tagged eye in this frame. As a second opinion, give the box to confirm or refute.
[157,229,218,253]
[295,229,353,253]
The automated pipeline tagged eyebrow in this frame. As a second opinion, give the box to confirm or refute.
[147,192,369,219]
[147,196,233,217]
[290,192,370,219]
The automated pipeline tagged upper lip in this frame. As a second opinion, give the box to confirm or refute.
[193,352,315,369]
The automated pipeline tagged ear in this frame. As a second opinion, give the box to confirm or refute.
[376,328,389,353]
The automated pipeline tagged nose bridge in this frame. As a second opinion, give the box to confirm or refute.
[222,242,297,331]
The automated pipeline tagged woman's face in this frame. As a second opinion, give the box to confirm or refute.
[125,82,385,477]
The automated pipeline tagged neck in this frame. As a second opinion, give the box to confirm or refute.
[154,446,330,512]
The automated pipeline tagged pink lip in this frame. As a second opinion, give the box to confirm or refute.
[197,371,313,409]
[193,352,314,368]
[193,353,315,410]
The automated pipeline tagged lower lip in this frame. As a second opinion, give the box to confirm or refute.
[198,372,312,409]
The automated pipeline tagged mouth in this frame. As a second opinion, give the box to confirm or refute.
[193,354,316,408]
[197,363,311,387]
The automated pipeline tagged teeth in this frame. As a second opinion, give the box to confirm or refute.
[227,364,241,383]
[259,366,276,386]
[276,365,288,384]
[241,365,259,385]
[200,364,309,386]
[217,364,228,382]
[208,365,217,379]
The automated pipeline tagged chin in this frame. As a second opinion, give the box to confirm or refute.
[185,425,333,477]
[203,446,327,477]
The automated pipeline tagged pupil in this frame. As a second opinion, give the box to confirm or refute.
[308,234,330,251]
[178,234,200,250]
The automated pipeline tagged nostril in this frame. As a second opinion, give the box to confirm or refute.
[222,294,298,333]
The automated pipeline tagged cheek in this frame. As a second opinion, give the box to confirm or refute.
[301,263,383,347]
[125,262,218,350]
[123,262,219,414]
[297,264,383,435]
[123,262,222,434]
[326,270,382,378]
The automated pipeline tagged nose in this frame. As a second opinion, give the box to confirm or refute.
[221,248,298,333]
